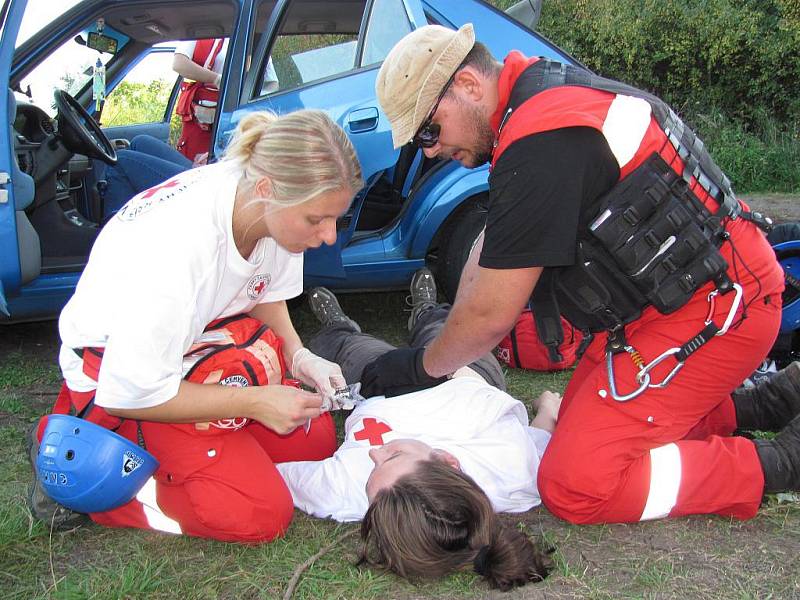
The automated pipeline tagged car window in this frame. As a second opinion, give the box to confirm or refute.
[101,49,179,127]
[361,0,412,67]
[255,0,367,97]
[18,36,115,117]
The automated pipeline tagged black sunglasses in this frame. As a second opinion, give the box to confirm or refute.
[412,72,457,148]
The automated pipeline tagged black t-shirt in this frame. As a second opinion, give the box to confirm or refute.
[479,127,620,269]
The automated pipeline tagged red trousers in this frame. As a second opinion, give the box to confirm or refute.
[176,118,211,163]
[91,411,335,543]
[538,218,784,524]
[44,385,335,543]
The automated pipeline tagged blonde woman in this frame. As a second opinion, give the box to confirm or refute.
[30,110,363,543]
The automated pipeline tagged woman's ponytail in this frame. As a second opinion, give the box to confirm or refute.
[224,112,279,165]
[475,523,551,591]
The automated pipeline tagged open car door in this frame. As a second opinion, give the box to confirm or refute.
[230,0,429,283]
[0,0,29,316]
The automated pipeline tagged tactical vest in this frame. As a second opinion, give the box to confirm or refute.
[492,59,772,360]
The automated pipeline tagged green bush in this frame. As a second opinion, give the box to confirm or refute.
[699,110,800,193]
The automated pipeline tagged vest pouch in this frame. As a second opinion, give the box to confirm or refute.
[648,250,729,313]
[609,199,693,275]
[589,153,729,314]
[589,153,677,256]
[554,239,648,332]
[626,198,728,312]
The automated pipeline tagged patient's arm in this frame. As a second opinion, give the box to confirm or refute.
[276,447,371,522]
[531,391,562,433]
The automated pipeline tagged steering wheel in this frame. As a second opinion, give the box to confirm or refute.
[54,89,117,165]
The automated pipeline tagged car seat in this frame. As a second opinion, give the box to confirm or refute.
[7,88,40,286]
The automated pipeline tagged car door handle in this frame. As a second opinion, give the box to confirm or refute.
[347,107,379,133]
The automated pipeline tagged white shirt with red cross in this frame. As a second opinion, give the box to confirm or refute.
[276,377,551,522]
[58,161,303,410]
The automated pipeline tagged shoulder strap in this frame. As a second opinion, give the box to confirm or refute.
[529,270,565,363]
[191,39,218,68]
[205,38,224,70]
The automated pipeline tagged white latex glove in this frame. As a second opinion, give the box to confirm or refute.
[292,347,345,409]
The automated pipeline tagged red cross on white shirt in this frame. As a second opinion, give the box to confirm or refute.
[140,179,180,199]
[353,418,392,446]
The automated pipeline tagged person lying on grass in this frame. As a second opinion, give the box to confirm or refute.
[276,277,556,591]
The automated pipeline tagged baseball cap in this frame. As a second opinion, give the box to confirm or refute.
[376,23,476,149]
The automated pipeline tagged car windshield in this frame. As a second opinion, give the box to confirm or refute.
[15,0,83,47]
[17,34,115,117]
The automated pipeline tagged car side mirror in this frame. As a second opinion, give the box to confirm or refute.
[506,0,542,30]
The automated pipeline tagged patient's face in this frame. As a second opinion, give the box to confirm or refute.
[365,439,435,501]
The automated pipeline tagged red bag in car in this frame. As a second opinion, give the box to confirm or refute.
[496,309,584,371]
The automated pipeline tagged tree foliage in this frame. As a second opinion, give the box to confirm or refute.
[101,79,175,128]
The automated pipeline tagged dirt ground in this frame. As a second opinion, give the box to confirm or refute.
[743,194,800,224]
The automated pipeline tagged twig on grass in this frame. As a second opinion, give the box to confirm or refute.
[282,528,358,600]
[48,513,57,593]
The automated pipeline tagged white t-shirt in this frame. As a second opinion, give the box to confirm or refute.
[276,377,551,522]
[174,39,228,74]
[59,161,303,409]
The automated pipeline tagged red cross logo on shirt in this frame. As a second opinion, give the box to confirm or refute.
[354,418,392,446]
[253,280,267,296]
[140,179,180,198]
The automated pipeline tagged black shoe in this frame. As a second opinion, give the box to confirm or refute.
[733,361,800,431]
[755,412,800,493]
[308,287,350,327]
[27,422,90,531]
[407,268,438,331]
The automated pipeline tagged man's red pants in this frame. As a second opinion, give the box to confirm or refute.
[538,219,784,524]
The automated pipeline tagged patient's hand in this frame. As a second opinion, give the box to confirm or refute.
[531,390,562,433]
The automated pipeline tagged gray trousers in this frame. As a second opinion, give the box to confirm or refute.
[307,305,506,391]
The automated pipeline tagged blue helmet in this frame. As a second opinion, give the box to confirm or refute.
[36,414,159,514]
[773,239,800,334]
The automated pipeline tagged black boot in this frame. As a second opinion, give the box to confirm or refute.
[733,361,800,431]
[754,412,800,493]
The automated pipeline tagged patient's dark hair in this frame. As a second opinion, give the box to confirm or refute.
[358,460,551,591]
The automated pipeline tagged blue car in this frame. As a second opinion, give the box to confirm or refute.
[0,0,574,323]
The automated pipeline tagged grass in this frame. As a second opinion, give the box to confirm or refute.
[697,111,800,194]
[0,351,61,390]
[2,291,800,599]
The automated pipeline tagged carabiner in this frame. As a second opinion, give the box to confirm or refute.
[606,350,651,402]
[708,282,743,336]
[636,346,684,388]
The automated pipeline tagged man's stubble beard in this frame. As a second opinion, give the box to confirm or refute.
[466,102,495,167]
